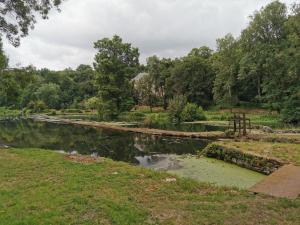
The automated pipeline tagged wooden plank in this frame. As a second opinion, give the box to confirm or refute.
[249,165,300,199]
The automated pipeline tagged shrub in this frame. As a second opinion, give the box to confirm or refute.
[181,103,206,122]
[280,91,300,124]
[97,100,118,121]
[118,111,146,122]
[83,97,100,110]
[27,100,47,113]
[168,95,187,123]
[281,99,300,124]
[143,113,169,127]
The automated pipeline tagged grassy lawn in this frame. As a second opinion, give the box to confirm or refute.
[0,148,300,224]
[217,141,300,166]
[205,110,281,127]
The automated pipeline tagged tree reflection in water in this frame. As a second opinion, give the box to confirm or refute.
[0,119,209,164]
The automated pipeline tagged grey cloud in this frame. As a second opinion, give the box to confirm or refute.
[3,0,296,70]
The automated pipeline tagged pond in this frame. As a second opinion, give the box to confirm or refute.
[57,114,226,132]
[0,119,265,189]
[0,119,208,163]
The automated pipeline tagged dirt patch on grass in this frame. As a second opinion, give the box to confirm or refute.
[65,155,104,164]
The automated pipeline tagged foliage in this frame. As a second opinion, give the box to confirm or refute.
[167,48,215,108]
[0,1,299,124]
[83,97,100,110]
[168,95,187,123]
[146,56,173,109]
[0,64,97,110]
[281,91,300,124]
[212,34,240,107]
[0,0,63,46]
[35,83,61,109]
[143,113,169,127]
[94,35,139,119]
[133,73,155,111]
[181,103,206,122]
[27,100,47,113]
[118,111,145,122]
[0,107,22,119]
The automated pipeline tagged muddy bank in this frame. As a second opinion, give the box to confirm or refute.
[29,115,227,140]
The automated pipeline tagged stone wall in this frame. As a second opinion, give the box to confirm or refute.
[202,144,285,175]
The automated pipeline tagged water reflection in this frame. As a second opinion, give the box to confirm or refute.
[57,114,226,132]
[0,119,209,164]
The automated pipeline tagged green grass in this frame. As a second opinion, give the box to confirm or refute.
[205,110,299,129]
[0,148,299,224]
[217,141,300,166]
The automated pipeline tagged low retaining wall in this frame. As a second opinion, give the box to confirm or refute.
[202,144,285,175]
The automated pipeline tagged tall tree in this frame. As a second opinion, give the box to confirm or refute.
[239,1,288,104]
[94,35,139,119]
[212,34,240,107]
[134,74,155,112]
[168,48,215,108]
[147,56,173,109]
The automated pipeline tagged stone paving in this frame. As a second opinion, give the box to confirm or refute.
[250,164,300,199]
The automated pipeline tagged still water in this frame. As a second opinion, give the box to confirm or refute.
[57,114,226,132]
[0,119,265,188]
[0,119,208,163]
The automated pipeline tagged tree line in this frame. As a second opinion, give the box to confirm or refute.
[0,1,299,123]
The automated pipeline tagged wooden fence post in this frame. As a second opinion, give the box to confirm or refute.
[243,113,247,136]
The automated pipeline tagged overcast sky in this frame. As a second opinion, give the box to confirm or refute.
[3,0,296,70]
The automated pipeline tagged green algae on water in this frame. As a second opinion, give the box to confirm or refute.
[168,155,266,189]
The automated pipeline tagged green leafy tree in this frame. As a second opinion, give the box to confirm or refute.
[212,34,240,107]
[0,0,63,46]
[94,35,139,119]
[181,103,206,122]
[168,95,187,124]
[0,72,20,107]
[35,83,61,109]
[147,56,173,109]
[239,1,288,104]
[281,90,300,124]
[168,47,215,108]
[134,73,155,112]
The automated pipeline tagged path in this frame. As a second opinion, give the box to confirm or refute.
[249,164,300,199]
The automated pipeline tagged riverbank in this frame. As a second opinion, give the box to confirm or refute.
[0,148,299,225]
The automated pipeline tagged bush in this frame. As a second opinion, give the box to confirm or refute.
[0,107,22,119]
[27,100,47,113]
[181,103,206,122]
[143,113,169,127]
[281,99,300,125]
[118,111,146,122]
[97,100,118,121]
[168,95,187,123]
[83,97,100,110]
